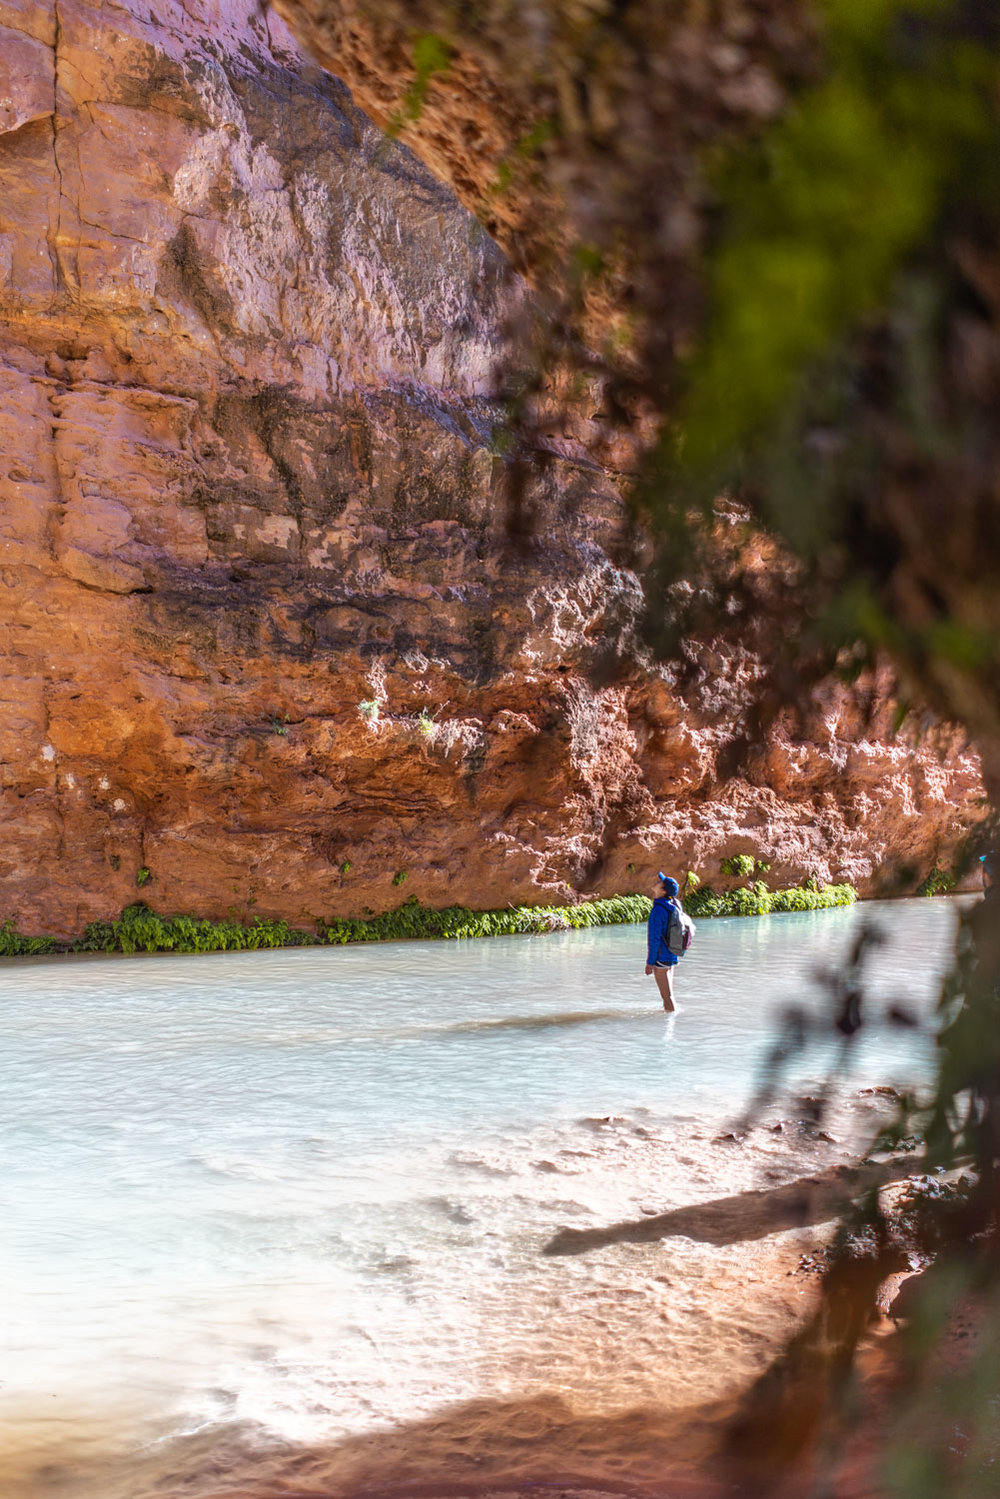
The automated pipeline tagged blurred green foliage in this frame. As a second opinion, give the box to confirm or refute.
[649,0,1000,723]
[680,0,996,481]
[388,32,453,133]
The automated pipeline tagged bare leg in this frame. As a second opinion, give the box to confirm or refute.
[653,965,676,1012]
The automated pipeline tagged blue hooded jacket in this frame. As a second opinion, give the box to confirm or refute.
[647,896,679,967]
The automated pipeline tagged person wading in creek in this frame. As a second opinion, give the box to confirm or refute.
[645,873,694,1013]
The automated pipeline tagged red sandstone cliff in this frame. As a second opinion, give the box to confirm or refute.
[0,0,985,938]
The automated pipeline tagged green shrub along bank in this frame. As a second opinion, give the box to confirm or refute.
[684,881,856,919]
[915,866,957,898]
[75,905,320,955]
[0,884,859,960]
[0,921,59,957]
[321,893,651,944]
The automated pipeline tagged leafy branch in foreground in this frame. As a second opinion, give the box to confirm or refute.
[644,0,1000,750]
[724,885,1000,1492]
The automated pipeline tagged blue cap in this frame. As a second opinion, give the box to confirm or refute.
[658,873,680,896]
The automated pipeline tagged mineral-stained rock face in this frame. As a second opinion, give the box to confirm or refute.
[0,0,985,938]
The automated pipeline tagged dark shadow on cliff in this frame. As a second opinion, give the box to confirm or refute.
[543,1158,929,1256]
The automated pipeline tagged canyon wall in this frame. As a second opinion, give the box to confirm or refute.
[0,0,984,938]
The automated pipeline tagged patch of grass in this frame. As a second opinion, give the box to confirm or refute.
[136,867,151,888]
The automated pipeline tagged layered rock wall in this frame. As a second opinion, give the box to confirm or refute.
[0,0,984,937]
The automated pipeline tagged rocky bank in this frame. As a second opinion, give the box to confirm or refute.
[0,0,986,938]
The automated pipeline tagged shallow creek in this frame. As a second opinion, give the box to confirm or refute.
[1,898,966,1496]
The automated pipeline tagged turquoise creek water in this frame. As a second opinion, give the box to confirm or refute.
[0,897,968,1496]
